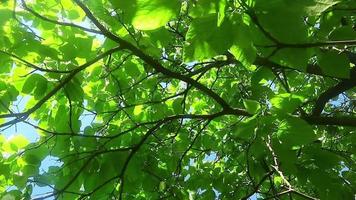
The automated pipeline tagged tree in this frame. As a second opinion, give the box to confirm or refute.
[0,0,355,199]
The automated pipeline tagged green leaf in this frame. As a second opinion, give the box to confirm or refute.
[0,54,12,73]
[22,164,39,177]
[272,141,298,174]
[303,146,342,169]
[59,42,78,61]
[64,77,84,102]
[243,99,261,114]
[234,117,257,139]
[146,27,172,48]
[271,93,304,114]
[22,73,48,99]
[189,0,219,18]
[317,50,350,79]
[273,176,283,186]
[0,8,12,27]
[22,145,47,165]
[254,0,339,17]
[133,105,143,116]
[184,14,233,62]
[0,135,4,146]
[67,9,80,20]
[256,6,308,43]
[3,135,29,153]
[217,0,226,27]
[1,1,356,199]
[125,61,142,78]
[329,26,356,40]
[302,0,341,16]
[112,0,180,30]
[75,37,94,58]
[0,83,19,113]
[270,48,312,71]
[276,116,316,148]
[53,105,70,133]
[251,67,274,86]
[229,15,256,66]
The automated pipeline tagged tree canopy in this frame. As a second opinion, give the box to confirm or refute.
[0,0,356,199]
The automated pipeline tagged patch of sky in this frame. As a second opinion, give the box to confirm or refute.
[2,96,39,142]
[31,155,63,199]
[79,19,105,43]
[79,100,96,132]
[330,94,348,107]
[203,151,217,163]
[249,193,259,200]
[1,96,59,199]
[0,9,106,199]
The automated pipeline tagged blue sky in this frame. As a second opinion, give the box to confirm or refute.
[0,12,263,200]
[2,98,259,199]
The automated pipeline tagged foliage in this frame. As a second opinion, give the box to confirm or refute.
[0,0,356,199]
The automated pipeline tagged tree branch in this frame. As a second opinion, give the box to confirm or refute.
[20,0,102,35]
[0,50,72,73]
[0,46,122,128]
[303,115,356,127]
[312,69,356,116]
[241,170,274,200]
[74,0,236,111]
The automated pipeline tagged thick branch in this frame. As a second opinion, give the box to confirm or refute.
[74,0,234,111]
[254,56,355,80]
[312,70,356,116]
[303,115,356,127]
[262,40,356,49]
